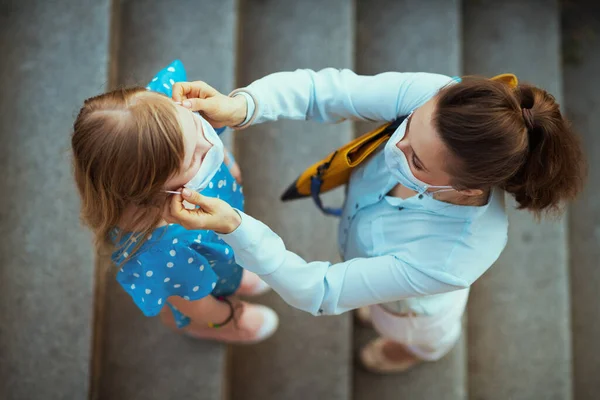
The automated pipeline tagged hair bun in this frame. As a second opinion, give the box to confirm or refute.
[522,107,535,131]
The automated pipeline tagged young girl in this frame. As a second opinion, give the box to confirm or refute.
[71,62,278,343]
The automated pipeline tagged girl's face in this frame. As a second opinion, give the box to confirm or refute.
[164,105,214,190]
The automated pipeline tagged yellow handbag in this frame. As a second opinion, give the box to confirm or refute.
[281,73,519,216]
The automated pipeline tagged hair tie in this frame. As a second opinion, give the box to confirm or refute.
[522,107,535,131]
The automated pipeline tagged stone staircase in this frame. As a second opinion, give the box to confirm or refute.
[0,0,598,399]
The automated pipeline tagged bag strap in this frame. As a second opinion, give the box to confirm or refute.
[310,151,343,216]
[311,117,404,216]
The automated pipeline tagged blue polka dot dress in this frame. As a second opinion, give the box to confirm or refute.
[112,163,244,328]
[110,60,241,328]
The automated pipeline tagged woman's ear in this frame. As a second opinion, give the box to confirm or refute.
[457,188,484,197]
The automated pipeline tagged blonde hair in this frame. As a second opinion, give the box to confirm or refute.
[71,87,185,255]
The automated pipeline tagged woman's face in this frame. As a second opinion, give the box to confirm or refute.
[164,105,214,190]
[395,97,454,189]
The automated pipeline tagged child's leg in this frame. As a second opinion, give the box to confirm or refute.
[160,295,230,328]
[161,295,278,344]
[235,270,271,297]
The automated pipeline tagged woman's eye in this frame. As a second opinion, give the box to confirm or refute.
[412,155,422,171]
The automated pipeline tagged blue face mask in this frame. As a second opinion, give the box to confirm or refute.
[384,114,455,196]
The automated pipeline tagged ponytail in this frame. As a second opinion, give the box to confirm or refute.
[435,78,586,216]
[503,85,585,214]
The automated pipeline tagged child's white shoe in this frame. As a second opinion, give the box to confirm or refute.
[183,301,278,344]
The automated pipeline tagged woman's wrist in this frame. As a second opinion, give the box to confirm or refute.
[231,94,248,127]
[220,209,242,234]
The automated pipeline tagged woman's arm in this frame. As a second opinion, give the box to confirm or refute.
[162,189,468,316]
[172,69,455,128]
[235,68,455,126]
[218,210,468,315]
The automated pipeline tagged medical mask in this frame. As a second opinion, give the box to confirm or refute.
[183,113,224,192]
[384,114,455,196]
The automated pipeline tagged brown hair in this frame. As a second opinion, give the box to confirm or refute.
[71,87,184,253]
[434,77,586,215]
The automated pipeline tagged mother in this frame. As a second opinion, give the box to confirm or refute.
[166,69,585,373]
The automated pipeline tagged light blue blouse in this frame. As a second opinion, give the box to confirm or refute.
[219,68,509,316]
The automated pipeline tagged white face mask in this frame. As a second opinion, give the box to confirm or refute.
[384,114,455,196]
[183,113,224,193]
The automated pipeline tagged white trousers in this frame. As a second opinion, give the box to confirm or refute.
[370,288,469,361]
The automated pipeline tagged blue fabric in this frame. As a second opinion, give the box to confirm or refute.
[111,61,243,328]
[113,163,244,328]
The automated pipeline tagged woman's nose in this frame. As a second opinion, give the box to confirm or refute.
[396,139,410,155]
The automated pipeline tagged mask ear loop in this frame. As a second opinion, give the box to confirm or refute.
[422,186,456,198]
[431,187,456,194]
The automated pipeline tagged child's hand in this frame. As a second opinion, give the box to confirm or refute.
[163,188,242,234]
[172,81,247,128]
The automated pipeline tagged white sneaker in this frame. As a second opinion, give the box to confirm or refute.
[183,301,279,344]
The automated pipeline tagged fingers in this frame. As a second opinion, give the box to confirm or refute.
[172,81,218,103]
[163,189,238,233]
[166,190,208,230]
[171,82,191,102]
[180,188,209,208]
[167,192,186,220]
[180,98,214,112]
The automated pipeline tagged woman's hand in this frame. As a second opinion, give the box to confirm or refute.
[172,81,247,128]
[164,188,242,234]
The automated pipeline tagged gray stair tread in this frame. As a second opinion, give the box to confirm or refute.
[114,0,236,150]
[353,1,466,398]
[232,1,353,399]
[563,3,600,399]
[0,1,111,399]
[97,1,236,399]
[99,279,227,400]
[463,1,572,399]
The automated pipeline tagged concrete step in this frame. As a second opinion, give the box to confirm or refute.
[353,1,465,398]
[563,3,600,399]
[463,1,572,399]
[95,1,237,399]
[231,1,354,399]
[0,1,111,399]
